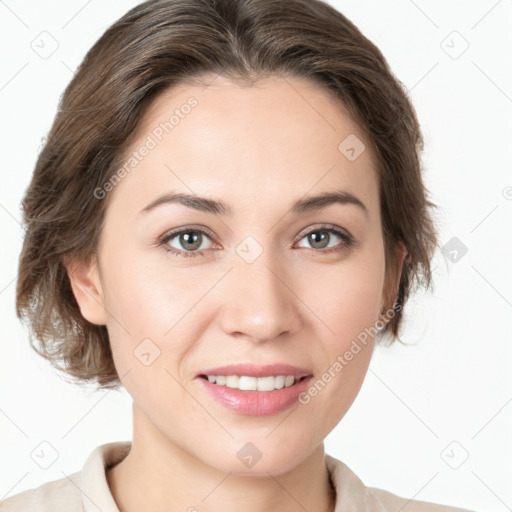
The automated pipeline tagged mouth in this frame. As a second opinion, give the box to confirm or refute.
[197,363,312,390]
[198,374,311,392]
[196,366,314,416]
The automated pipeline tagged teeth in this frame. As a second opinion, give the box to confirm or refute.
[240,376,257,390]
[205,374,298,391]
[284,375,295,387]
[225,375,239,388]
[257,376,274,391]
[274,376,285,389]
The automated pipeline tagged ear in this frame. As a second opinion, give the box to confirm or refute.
[63,253,108,326]
[380,240,408,318]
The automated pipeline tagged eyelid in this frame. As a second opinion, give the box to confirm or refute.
[294,223,351,242]
[160,223,350,244]
[159,223,354,258]
[159,224,217,243]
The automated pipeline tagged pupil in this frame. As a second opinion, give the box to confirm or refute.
[310,231,328,249]
[182,232,201,250]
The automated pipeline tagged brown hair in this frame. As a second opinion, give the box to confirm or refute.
[15,0,439,390]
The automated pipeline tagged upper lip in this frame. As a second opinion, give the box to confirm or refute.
[198,364,313,379]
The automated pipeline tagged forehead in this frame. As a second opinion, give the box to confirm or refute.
[107,74,379,220]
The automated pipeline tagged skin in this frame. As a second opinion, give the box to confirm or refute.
[65,74,407,512]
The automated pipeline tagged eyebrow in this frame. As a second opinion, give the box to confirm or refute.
[139,189,368,217]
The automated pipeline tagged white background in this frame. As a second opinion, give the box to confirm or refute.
[0,1,511,511]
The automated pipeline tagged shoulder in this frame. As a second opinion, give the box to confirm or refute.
[367,486,475,512]
[324,454,476,512]
[0,440,130,512]
[0,471,83,512]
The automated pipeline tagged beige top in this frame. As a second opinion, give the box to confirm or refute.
[0,441,475,511]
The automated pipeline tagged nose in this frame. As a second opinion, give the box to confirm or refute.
[218,245,303,343]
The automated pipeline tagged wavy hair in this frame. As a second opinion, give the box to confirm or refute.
[15,0,439,389]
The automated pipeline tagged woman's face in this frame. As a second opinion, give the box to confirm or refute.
[72,74,402,475]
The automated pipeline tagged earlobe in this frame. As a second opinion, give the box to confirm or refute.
[63,253,108,326]
[396,241,408,279]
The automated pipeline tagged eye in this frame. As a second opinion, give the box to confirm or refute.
[295,224,353,254]
[159,227,215,258]
[159,224,354,259]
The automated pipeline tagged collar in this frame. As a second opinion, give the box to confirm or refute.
[80,441,131,512]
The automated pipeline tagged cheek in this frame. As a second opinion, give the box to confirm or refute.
[102,248,191,333]
[100,247,219,385]
[297,250,385,349]
[291,247,384,409]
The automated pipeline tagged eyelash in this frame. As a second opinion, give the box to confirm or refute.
[159,224,354,259]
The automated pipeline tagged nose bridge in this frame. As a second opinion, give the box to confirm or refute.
[219,234,301,342]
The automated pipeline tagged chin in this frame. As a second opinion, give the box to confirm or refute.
[201,440,312,477]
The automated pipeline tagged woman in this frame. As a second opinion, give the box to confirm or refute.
[3,0,476,510]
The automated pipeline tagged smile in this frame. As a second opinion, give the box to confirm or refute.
[200,374,307,391]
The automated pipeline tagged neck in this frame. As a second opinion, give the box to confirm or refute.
[107,405,336,512]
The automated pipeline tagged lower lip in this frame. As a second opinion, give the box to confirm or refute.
[197,376,313,416]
